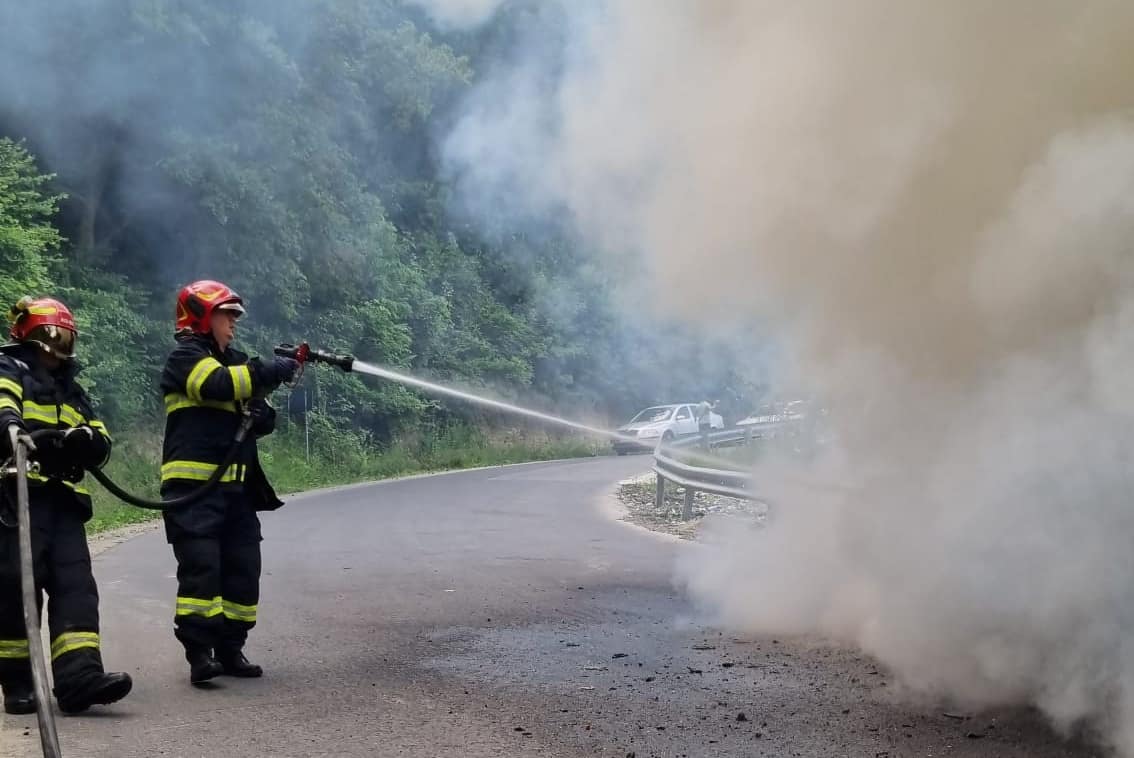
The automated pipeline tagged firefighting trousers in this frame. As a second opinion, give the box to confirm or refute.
[162,485,262,654]
[0,489,104,697]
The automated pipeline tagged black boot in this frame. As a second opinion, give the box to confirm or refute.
[187,649,223,685]
[216,649,262,678]
[56,672,132,715]
[2,675,36,715]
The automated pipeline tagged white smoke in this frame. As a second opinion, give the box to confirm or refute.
[403,0,507,30]
[439,0,1134,753]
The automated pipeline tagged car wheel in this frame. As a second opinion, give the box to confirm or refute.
[662,431,674,442]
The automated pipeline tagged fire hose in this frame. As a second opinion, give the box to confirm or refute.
[4,427,62,758]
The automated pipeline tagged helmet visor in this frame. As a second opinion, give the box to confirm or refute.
[216,301,246,318]
[25,324,76,359]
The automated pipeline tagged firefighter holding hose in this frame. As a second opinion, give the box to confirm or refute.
[161,280,298,685]
[0,297,132,715]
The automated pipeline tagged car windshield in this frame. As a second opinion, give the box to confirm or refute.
[630,406,673,423]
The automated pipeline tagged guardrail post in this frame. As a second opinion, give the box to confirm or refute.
[655,473,665,510]
[682,487,696,520]
[745,425,753,446]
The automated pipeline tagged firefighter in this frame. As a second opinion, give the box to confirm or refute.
[160,280,298,685]
[0,296,132,715]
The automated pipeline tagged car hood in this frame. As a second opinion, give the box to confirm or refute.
[619,421,668,432]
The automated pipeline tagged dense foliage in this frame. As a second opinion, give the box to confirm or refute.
[0,0,762,454]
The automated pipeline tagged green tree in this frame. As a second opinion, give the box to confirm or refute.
[0,138,60,306]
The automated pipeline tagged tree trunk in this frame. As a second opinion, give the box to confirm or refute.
[76,170,104,264]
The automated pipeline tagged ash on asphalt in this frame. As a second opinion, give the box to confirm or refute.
[415,583,1095,758]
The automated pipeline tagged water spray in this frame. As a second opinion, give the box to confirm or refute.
[352,361,634,442]
[274,343,748,470]
[276,342,634,443]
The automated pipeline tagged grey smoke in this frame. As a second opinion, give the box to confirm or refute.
[436,0,1134,752]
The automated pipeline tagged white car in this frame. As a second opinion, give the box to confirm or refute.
[736,400,824,439]
[613,403,724,454]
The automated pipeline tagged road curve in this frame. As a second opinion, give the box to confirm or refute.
[1,457,1093,758]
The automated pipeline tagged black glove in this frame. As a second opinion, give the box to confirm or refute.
[248,398,276,438]
[61,425,110,469]
[252,356,299,388]
[27,430,80,481]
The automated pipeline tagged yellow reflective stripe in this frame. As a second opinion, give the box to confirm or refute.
[164,393,237,415]
[21,401,57,424]
[229,365,253,401]
[176,596,223,618]
[58,404,86,427]
[50,631,99,660]
[0,639,29,659]
[0,378,22,399]
[160,460,243,483]
[222,599,258,622]
[186,357,223,402]
[176,596,221,608]
[0,397,20,413]
[165,394,193,414]
[26,471,91,496]
[89,419,113,442]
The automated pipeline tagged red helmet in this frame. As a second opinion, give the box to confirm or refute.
[8,297,78,359]
[175,280,246,335]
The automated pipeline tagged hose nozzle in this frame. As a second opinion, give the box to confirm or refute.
[274,342,354,372]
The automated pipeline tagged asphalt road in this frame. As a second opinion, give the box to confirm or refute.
[0,457,1099,758]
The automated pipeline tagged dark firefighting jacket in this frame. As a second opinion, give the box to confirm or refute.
[0,343,112,522]
[159,334,281,509]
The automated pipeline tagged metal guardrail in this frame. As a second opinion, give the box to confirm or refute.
[651,427,761,519]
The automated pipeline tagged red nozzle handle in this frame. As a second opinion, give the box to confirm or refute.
[273,342,353,372]
[274,342,310,364]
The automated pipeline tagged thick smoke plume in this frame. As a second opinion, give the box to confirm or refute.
[437,0,1134,752]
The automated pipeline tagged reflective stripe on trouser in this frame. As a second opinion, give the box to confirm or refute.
[222,599,257,623]
[177,597,258,623]
[176,595,223,618]
[171,537,261,653]
[0,639,29,659]
[174,599,257,621]
[51,631,99,660]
